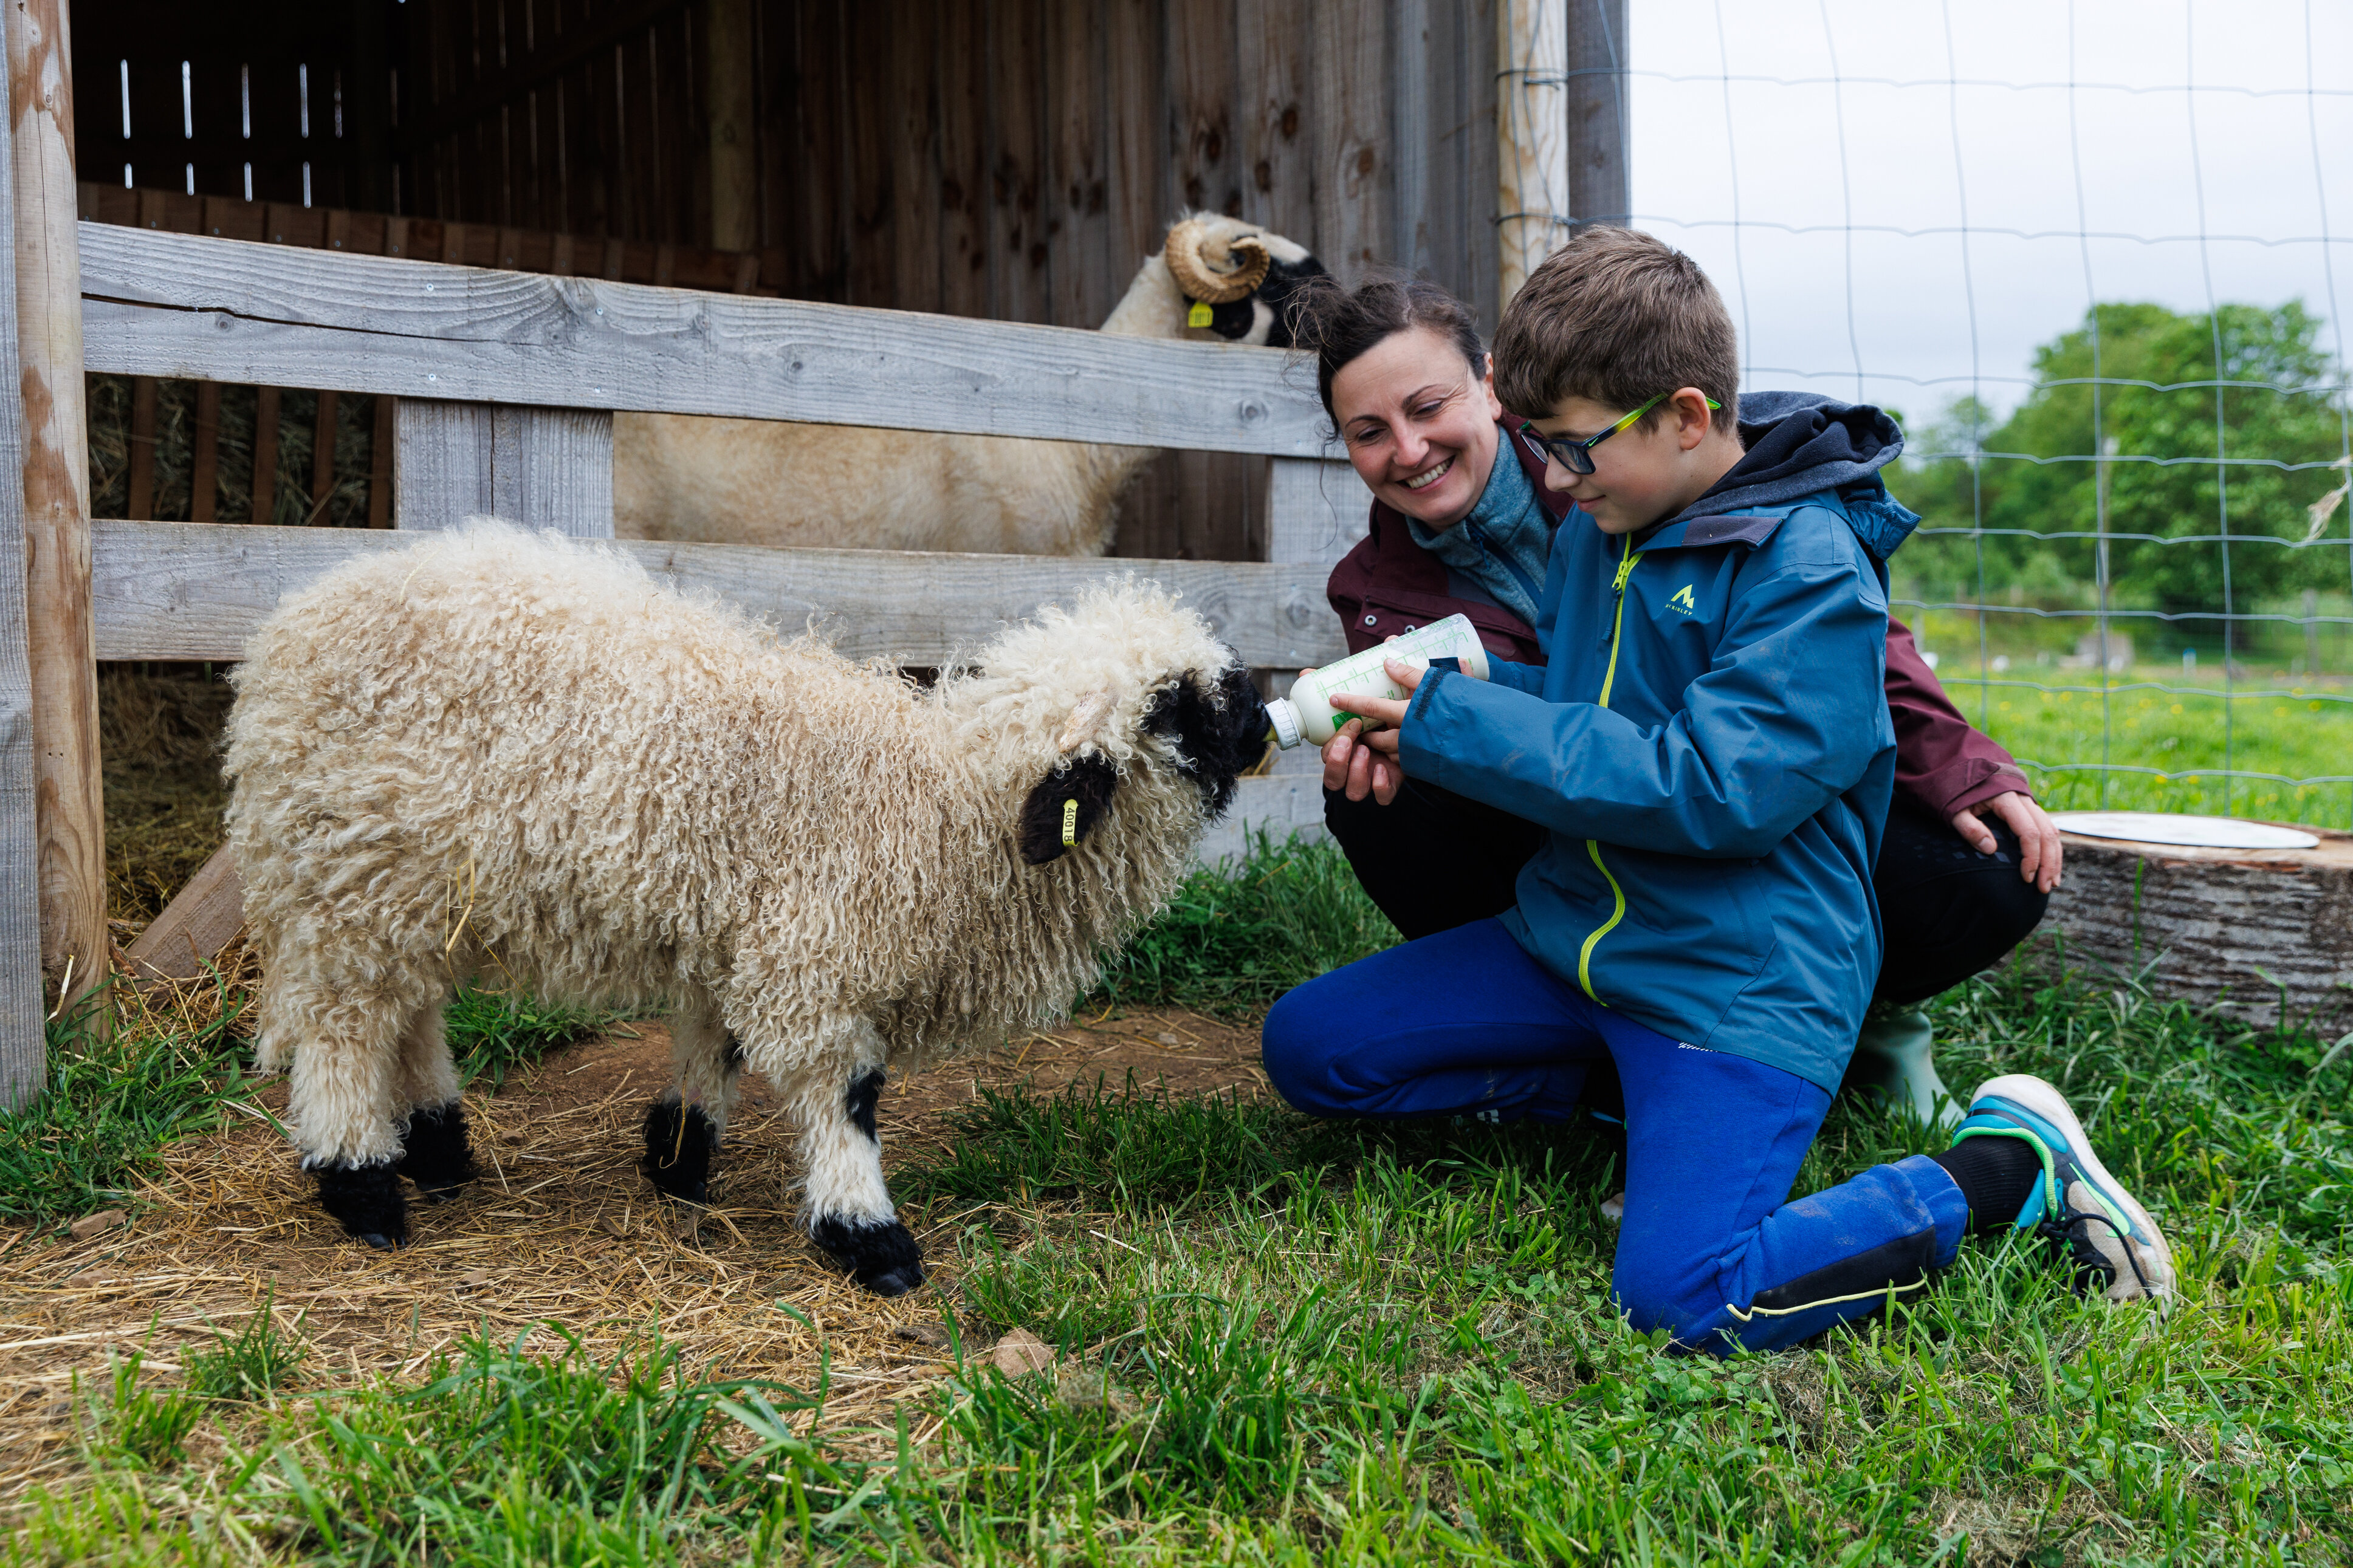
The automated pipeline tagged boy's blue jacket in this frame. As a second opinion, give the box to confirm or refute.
[1400,393,1919,1092]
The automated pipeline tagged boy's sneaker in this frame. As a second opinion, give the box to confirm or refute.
[1953,1073,2176,1305]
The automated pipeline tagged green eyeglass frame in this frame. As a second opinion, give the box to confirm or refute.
[1519,392,1724,476]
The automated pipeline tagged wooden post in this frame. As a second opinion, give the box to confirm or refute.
[189,381,221,522]
[310,389,340,521]
[249,385,281,525]
[0,7,48,1098]
[7,0,103,1052]
[1564,0,1630,229]
[706,0,757,253]
[393,401,614,538]
[1495,0,1568,309]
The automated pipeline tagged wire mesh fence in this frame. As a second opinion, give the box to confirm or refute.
[1630,0,2353,829]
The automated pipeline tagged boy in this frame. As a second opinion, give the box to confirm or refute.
[1260,228,2171,1352]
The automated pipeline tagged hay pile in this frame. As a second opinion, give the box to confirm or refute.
[86,373,381,529]
[98,664,238,929]
[0,1002,1271,1498]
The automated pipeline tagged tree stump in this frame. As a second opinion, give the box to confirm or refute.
[2041,820,2352,1037]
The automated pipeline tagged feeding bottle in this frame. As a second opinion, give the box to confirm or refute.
[1265,613,1491,750]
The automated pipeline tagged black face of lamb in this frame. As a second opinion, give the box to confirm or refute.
[1249,254,1332,349]
[314,1162,408,1250]
[811,1216,927,1298]
[1017,750,1121,865]
[396,1101,476,1202]
[641,1094,720,1204]
[1146,666,1269,817]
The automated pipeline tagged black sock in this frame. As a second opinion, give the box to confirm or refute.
[1932,1135,2044,1237]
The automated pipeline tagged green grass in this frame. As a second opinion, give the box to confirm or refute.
[441,985,625,1093]
[13,947,2353,1563]
[0,980,262,1229]
[183,1291,309,1405]
[1947,668,2353,829]
[1089,828,1400,1015]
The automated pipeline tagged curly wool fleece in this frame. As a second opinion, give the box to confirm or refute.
[225,522,1246,1172]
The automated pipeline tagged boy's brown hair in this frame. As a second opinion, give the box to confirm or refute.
[1493,227,1739,433]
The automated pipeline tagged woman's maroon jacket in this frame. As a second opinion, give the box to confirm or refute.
[1322,421,2033,820]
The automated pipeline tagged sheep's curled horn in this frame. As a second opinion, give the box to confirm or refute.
[1164,219,1272,304]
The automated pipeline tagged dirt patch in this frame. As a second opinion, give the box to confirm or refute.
[0,1005,1268,1494]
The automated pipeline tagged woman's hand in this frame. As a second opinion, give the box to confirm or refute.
[1949,790,2063,893]
[1316,659,1422,806]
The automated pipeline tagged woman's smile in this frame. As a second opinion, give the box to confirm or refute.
[1401,456,1454,491]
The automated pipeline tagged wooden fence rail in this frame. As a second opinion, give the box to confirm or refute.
[80,224,1333,456]
[91,521,1350,671]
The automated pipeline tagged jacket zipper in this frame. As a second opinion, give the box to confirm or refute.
[1577,533,1642,1001]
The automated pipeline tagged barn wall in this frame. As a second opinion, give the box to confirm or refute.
[74,0,399,211]
[74,0,1506,563]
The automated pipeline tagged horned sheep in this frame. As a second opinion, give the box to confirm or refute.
[611,214,1325,555]
[224,523,1269,1294]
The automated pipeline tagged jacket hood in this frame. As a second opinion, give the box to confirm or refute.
[1662,391,1917,563]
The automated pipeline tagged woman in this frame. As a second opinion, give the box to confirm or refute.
[1292,275,2058,1125]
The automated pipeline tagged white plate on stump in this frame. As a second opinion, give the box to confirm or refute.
[2052,811,2320,851]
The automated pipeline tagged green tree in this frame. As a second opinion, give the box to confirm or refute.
[1895,301,2350,637]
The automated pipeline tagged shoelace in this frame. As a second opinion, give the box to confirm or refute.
[2036,1207,2154,1298]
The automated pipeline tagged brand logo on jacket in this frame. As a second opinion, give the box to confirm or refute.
[1666,584,1698,616]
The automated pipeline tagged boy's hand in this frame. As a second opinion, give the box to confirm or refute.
[1315,659,1423,806]
[1949,791,2064,893]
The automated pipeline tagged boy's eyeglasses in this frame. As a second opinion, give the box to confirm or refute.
[1519,392,1723,476]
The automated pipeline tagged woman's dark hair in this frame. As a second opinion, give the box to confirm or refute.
[1283,273,1487,427]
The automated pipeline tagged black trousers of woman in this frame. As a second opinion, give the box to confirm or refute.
[1322,781,2048,1010]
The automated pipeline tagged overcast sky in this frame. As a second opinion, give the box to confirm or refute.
[1627,0,2353,430]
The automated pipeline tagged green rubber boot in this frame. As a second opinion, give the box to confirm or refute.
[1845,1007,1960,1130]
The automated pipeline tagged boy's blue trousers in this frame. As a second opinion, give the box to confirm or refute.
[1261,920,1970,1354]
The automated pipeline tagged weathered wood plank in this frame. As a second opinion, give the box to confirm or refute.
[10,0,102,1047]
[80,223,1330,457]
[189,380,221,522]
[1237,0,1314,243]
[393,400,615,537]
[125,375,157,519]
[250,385,281,526]
[1194,769,1330,868]
[1565,0,1630,227]
[988,0,1050,324]
[889,0,942,313]
[0,4,52,1096]
[1044,0,1110,328]
[935,0,991,320]
[91,521,1348,671]
[1312,0,1390,281]
[706,0,758,252]
[310,388,340,516]
[1267,456,1372,568]
[1497,0,1570,306]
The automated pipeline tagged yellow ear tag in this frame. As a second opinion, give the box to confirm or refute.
[1187,300,1213,328]
[1061,798,1080,846]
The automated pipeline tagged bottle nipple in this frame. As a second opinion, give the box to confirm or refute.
[1266,697,1304,750]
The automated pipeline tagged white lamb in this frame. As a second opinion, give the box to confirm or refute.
[224,523,1269,1295]
[611,214,1325,555]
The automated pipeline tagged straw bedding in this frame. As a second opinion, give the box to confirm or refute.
[0,996,1269,1498]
